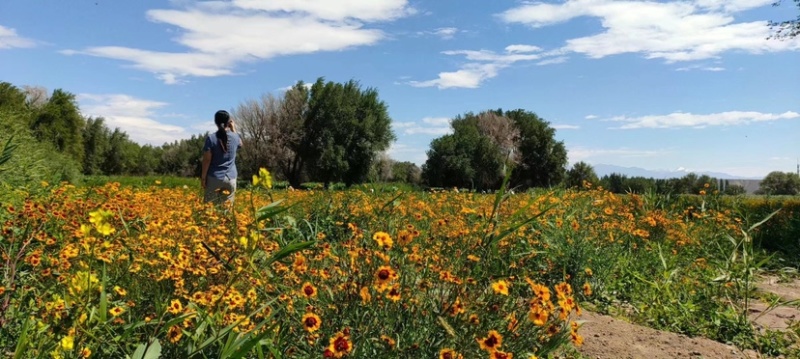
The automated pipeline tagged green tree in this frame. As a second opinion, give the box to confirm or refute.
[757,171,800,195]
[82,117,111,175]
[301,78,395,188]
[0,82,27,113]
[391,161,421,184]
[565,161,599,189]
[30,89,85,164]
[506,109,567,188]
[422,113,505,189]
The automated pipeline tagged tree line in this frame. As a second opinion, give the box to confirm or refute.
[1,79,797,195]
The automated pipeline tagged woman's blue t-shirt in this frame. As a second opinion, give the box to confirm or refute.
[203,131,241,180]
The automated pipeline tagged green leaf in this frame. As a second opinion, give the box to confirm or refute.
[13,316,31,359]
[130,339,162,359]
[748,209,781,232]
[99,264,108,323]
[266,240,316,266]
[255,200,295,222]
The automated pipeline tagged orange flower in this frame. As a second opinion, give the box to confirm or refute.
[439,348,463,359]
[528,306,548,326]
[477,330,503,352]
[167,325,183,343]
[491,350,514,359]
[583,282,592,296]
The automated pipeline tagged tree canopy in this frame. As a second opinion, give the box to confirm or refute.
[422,109,567,190]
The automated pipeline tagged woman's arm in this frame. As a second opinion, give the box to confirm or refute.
[201,150,212,188]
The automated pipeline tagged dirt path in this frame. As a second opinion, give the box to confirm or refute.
[574,275,800,359]
[576,311,756,359]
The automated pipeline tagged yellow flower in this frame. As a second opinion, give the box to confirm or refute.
[301,282,318,299]
[109,306,125,317]
[372,231,393,249]
[96,222,115,236]
[325,331,353,358]
[491,280,510,296]
[80,347,92,358]
[113,286,127,297]
[302,312,322,332]
[168,299,183,315]
[60,335,75,351]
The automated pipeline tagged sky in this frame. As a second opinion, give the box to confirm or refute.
[1,0,798,178]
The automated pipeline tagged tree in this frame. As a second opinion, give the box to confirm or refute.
[0,82,27,113]
[422,109,567,190]
[506,109,567,188]
[301,78,395,188]
[234,83,308,186]
[422,113,505,189]
[565,161,598,189]
[769,0,800,39]
[757,171,800,195]
[30,89,85,164]
[392,161,421,184]
[82,117,111,175]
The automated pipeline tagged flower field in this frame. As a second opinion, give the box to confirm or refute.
[0,176,787,358]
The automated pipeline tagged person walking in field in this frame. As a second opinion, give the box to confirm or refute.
[201,110,243,205]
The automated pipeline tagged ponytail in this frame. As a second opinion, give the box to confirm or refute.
[214,110,231,153]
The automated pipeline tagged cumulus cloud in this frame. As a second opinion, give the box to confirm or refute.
[499,0,800,62]
[607,110,800,129]
[62,1,414,83]
[0,25,35,49]
[78,94,191,145]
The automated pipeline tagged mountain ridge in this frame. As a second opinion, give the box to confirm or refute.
[592,164,762,180]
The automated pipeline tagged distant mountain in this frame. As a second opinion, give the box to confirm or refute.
[591,164,761,180]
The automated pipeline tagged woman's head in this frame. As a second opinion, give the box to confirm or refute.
[214,110,231,129]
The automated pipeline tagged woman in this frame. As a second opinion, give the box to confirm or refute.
[201,110,243,205]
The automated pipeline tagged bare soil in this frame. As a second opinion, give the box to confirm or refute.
[573,275,800,359]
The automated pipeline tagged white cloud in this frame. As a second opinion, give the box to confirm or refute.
[0,25,35,49]
[433,27,459,39]
[78,94,192,145]
[552,124,581,130]
[499,0,800,63]
[568,147,669,161]
[505,44,542,53]
[585,114,598,120]
[392,117,452,135]
[675,64,726,71]
[408,46,545,89]
[63,1,413,83]
[387,143,427,165]
[608,110,800,129]
[536,56,569,66]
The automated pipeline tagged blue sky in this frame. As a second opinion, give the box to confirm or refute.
[1,0,798,178]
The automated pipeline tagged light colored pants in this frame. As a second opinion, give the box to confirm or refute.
[204,176,237,205]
